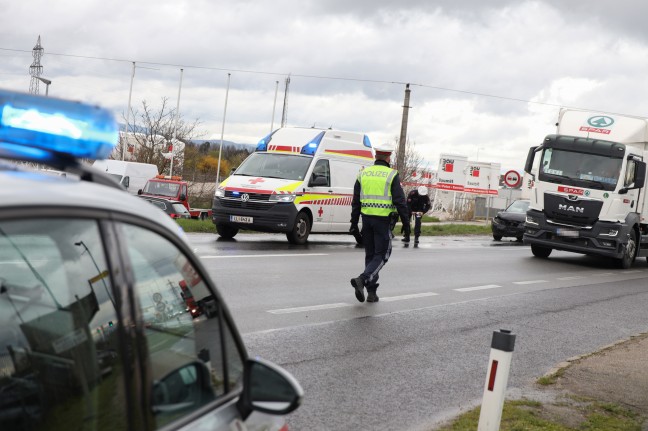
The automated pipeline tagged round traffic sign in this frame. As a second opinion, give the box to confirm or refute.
[153,292,163,303]
[504,170,522,188]
[156,301,166,312]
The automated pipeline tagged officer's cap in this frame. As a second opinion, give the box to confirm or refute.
[373,142,395,154]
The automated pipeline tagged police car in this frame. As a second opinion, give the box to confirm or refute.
[0,90,302,431]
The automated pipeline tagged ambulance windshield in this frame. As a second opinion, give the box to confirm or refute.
[235,152,311,181]
[538,148,621,191]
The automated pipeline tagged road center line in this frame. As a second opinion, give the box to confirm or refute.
[596,272,614,276]
[200,253,329,259]
[454,284,501,292]
[268,303,350,314]
[557,276,584,280]
[380,292,439,302]
[512,280,548,285]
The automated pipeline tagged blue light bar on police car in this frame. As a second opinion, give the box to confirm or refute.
[0,89,118,161]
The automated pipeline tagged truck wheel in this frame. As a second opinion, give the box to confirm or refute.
[200,212,207,221]
[619,231,637,269]
[216,223,239,239]
[287,212,311,245]
[493,234,502,241]
[531,244,552,258]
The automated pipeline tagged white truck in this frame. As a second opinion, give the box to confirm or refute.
[523,109,648,268]
[92,160,158,195]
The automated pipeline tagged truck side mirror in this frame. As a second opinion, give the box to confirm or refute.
[634,161,646,187]
[524,146,538,177]
[179,194,187,201]
[123,176,130,188]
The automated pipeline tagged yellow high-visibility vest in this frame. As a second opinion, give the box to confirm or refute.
[359,165,397,216]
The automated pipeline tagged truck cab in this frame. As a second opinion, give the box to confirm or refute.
[139,176,212,220]
[523,109,648,268]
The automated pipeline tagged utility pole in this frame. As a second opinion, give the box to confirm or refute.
[29,36,44,94]
[396,83,411,176]
[280,74,291,127]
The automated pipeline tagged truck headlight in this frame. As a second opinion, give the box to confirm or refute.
[269,193,296,202]
[599,229,618,237]
[215,187,225,198]
[525,215,539,226]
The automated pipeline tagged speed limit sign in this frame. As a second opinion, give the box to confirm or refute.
[504,170,522,188]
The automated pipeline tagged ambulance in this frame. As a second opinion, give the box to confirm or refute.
[212,127,375,244]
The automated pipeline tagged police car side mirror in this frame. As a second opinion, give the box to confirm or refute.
[152,362,215,415]
[137,189,143,195]
[237,358,303,419]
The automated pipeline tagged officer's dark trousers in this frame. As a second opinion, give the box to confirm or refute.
[413,213,422,237]
[360,214,392,292]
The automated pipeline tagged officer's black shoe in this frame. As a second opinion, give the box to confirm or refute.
[401,235,410,243]
[350,277,365,302]
[367,291,379,303]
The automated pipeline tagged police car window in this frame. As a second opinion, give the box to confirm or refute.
[0,219,126,431]
[117,223,244,428]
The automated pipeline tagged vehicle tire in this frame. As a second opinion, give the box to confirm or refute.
[531,244,552,258]
[619,230,637,269]
[200,212,207,221]
[286,212,311,245]
[493,234,502,241]
[216,223,239,239]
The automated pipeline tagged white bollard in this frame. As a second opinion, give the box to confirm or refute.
[477,329,516,431]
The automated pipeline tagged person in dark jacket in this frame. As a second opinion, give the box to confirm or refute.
[349,142,410,303]
[403,185,431,244]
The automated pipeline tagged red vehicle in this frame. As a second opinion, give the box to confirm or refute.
[178,280,201,318]
[139,175,212,220]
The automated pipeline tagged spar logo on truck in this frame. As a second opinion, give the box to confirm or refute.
[580,116,614,135]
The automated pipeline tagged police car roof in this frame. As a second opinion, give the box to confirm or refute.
[0,161,182,235]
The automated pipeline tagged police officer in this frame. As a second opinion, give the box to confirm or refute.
[349,142,410,303]
[403,185,431,244]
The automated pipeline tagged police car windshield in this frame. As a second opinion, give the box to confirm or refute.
[235,152,311,181]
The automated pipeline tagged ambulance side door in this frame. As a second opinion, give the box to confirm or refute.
[305,158,333,231]
[329,159,365,232]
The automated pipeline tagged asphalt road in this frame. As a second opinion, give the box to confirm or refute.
[188,232,648,430]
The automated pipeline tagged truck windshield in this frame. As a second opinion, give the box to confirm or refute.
[538,148,621,191]
[235,152,311,181]
[142,181,179,198]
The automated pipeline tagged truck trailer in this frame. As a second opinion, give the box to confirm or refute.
[523,109,648,268]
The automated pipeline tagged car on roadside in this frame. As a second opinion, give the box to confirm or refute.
[138,195,192,219]
[491,199,530,241]
[0,89,302,431]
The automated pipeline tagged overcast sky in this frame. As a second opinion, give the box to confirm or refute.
[3,0,648,171]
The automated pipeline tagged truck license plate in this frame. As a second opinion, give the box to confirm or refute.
[556,228,578,237]
[230,215,253,223]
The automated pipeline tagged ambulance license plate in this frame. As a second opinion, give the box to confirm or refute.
[230,215,253,224]
[556,228,578,237]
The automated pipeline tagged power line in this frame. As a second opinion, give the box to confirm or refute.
[0,46,584,109]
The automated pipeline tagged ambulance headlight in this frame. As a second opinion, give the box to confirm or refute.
[269,193,296,202]
[215,187,225,198]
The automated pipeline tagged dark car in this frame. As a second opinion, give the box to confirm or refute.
[491,199,530,241]
[138,195,191,219]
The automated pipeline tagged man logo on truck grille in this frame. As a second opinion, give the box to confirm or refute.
[559,204,584,213]
[241,194,250,202]
[587,116,614,128]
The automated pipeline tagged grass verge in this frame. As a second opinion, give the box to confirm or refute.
[177,218,492,236]
[436,398,644,431]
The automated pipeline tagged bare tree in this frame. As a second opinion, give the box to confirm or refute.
[393,137,429,186]
[116,97,201,174]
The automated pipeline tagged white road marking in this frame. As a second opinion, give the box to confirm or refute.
[200,253,329,259]
[454,284,501,292]
[596,272,614,276]
[380,292,439,302]
[512,280,548,285]
[268,303,350,314]
[621,270,641,274]
[557,276,584,280]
